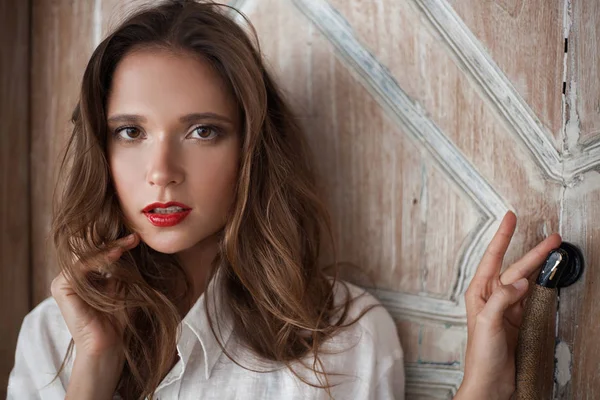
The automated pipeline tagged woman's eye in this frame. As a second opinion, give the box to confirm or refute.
[114,126,142,141]
[190,125,220,140]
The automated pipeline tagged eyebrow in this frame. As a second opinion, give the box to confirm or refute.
[107,112,234,125]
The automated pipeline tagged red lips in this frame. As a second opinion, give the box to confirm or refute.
[142,202,192,227]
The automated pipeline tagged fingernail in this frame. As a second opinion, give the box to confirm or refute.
[512,278,528,291]
[124,233,135,243]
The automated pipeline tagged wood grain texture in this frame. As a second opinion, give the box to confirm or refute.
[555,175,600,399]
[0,0,30,396]
[406,0,563,183]
[448,0,565,144]
[322,0,562,260]
[292,0,510,302]
[317,0,561,307]
[555,1,600,396]
[405,365,463,398]
[568,0,600,148]
[397,320,466,367]
[242,0,477,298]
[31,0,96,305]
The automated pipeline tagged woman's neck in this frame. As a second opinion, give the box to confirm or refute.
[175,232,220,316]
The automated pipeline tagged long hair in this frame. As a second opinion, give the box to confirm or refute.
[50,1,376,398]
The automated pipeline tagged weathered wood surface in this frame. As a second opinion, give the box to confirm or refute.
[0,0,31,397]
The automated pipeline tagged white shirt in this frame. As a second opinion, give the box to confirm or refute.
[8,273,405,400]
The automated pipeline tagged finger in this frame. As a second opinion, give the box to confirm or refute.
[104,232,139,258]
[51,271,89,324]
[477,278,529,330]
[77,233,139,274]
[474,211,517,282]
[500,233,562,285]
[108,233,139,253]
[51,236,140,324]
[103,233,140,275]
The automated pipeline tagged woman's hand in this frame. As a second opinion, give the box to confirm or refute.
[51,232,140,399]
[455,211,562,400]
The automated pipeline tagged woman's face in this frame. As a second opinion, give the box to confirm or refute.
[106,48,240,255]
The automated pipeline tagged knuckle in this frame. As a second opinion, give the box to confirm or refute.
[494,285,510,298]
[486,246,501,258]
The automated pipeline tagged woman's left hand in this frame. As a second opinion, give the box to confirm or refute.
[455,211,562,399]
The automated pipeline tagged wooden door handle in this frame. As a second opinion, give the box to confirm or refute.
[515,244,584,400]
[515,285,557,400]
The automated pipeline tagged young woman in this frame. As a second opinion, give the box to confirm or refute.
[7,1,562,399]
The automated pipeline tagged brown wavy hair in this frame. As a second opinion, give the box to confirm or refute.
[50,1,376,399]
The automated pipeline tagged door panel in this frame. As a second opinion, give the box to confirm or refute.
[449,0,565,142]
[568,0,600,146]
[556,0,600,397]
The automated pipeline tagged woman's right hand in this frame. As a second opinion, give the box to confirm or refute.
[51,232,140,357]
[50,233,140,399]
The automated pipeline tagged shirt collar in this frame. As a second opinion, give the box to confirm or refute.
[180,269,235,379]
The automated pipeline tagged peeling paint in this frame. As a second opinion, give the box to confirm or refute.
[540,220,549,238]
[555,340,572,387]
[416,359,461,367]
[566,78,581,154]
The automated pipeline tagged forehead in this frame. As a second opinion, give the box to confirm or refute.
[106,48,237,119]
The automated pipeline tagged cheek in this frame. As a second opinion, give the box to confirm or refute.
[191,147,240,210]
[108,151,143,208]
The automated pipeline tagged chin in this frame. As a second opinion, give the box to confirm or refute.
[140,232,200,255]
[144,242,188,254]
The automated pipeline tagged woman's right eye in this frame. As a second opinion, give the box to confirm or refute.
[114,126,142,141]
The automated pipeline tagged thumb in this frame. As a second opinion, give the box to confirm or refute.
[479,278,529,326]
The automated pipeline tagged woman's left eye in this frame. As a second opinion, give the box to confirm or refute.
[190,125,220,140]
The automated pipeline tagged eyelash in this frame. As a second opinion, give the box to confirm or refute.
[112,125,222,142]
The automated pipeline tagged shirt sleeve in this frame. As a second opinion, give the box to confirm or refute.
[336,284,406,400]
[7,301,69,400]
[373,353,405,400]
[7,314,43,400]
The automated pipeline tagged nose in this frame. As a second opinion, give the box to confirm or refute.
[146,138,184,188]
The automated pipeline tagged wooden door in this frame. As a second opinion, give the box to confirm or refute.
[1,0,596,399]
[0,0,30,398]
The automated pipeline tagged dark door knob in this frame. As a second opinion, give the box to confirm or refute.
[536,242,584,288]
